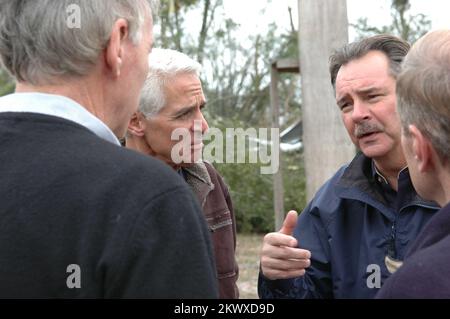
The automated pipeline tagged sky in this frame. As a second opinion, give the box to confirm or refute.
[220,0,450,42]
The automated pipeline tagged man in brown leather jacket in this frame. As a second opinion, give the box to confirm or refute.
[126,48,239,299]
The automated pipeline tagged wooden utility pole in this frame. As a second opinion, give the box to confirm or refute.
[270,59,300,231]
[298,0,355,202]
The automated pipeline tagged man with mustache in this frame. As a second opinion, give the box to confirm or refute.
[258,34,439,299]
[126,48,239,299]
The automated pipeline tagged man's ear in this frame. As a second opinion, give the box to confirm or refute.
[128,112,146,137]
[105,18,129,78]
[409,125,435,173]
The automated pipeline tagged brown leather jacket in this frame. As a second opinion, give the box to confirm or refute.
[183,162,239,299]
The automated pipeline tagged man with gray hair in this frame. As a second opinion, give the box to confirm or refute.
[126,48,239,299]
[377,30,450,298]
[0,0,218,298]
[258,34,439,299]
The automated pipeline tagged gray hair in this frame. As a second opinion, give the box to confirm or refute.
[329,34,410,89]
[139,48,202,117]
[397,29,450,160]
[0,0,160,85]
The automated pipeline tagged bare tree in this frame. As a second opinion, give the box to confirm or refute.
[352,0,431,43]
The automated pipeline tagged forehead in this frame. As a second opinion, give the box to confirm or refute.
[162,73,205,109]
[335,51,393,94]
[165,73,203,95]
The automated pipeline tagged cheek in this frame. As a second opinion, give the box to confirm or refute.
[138,63,149,85]
[401,135,414,160]
[342,115,355,135]
[382,99,399,124]
[150,124,181,149]
[384,115,402,138]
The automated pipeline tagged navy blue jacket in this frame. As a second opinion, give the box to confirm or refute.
[376,202,450,298]
[259,153,438,299]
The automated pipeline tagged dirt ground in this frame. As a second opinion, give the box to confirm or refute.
[236,233,264,299]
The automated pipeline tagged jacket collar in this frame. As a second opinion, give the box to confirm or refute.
[182,162,214,208]
[335,152,438,212]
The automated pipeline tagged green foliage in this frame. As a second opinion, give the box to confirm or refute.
[352,0,431,43]
[214,149,305,234]
[0,68,14,97]
[207,117,306,234]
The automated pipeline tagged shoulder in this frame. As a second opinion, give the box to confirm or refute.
[203,161,220,178]
[108,145,190,196]
[305,163,349,212]
[63,133,191,204]
[298,161,361,232]
[202,161,228,188]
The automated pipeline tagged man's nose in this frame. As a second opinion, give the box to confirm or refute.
[192,112,209,134]
[351,100,371,123]
[200,113,209,133]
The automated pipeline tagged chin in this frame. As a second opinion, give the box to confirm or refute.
[360,146,390,159]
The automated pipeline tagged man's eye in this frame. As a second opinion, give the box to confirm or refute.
[340,103,351,111]
[177,112,191,120]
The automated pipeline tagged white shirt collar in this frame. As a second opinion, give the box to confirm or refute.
[0,93,120,146]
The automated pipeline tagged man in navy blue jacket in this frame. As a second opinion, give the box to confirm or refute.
[0,0,218,298]
[377,30,450,299]
[258,34,439,299]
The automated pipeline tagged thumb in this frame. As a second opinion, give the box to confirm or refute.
[279,210,298,236]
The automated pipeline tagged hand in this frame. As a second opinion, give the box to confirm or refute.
[260,211,311,280]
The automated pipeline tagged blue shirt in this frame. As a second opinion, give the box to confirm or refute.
[0,93,120,145]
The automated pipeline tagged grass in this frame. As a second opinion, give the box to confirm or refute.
[236,233,264,299]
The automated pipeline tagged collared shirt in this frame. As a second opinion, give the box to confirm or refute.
[371,160,418,261]
[371,161,409,212]
[0,93,120,145]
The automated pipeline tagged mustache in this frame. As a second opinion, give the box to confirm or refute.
[354,121,384,138]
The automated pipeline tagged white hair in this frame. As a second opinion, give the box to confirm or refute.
[139,48,202,117]
[0,0,159,85]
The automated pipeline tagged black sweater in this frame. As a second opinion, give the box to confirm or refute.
[0,112,218,298]
[376,202,450,299]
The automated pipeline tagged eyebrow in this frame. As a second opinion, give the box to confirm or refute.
[355,86,383,94]
[173,102,206,117]
[337,86,384,105]
[336,96,350,107]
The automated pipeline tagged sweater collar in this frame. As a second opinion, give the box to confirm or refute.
[0,93,120,146]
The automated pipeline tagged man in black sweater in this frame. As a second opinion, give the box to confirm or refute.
[0,0,218,298]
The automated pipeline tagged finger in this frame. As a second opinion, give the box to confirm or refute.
[262,244,311,260]
[264,232,298,248]
[261,256,311,272]
[279,210,298,236]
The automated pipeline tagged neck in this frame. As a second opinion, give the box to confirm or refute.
[126,136,181,171]
[439,179,450,207]
[15,71,115,134]
[433,163,450,207]
[373,149,406,191]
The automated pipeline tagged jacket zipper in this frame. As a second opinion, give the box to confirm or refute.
[389,221,397,258]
